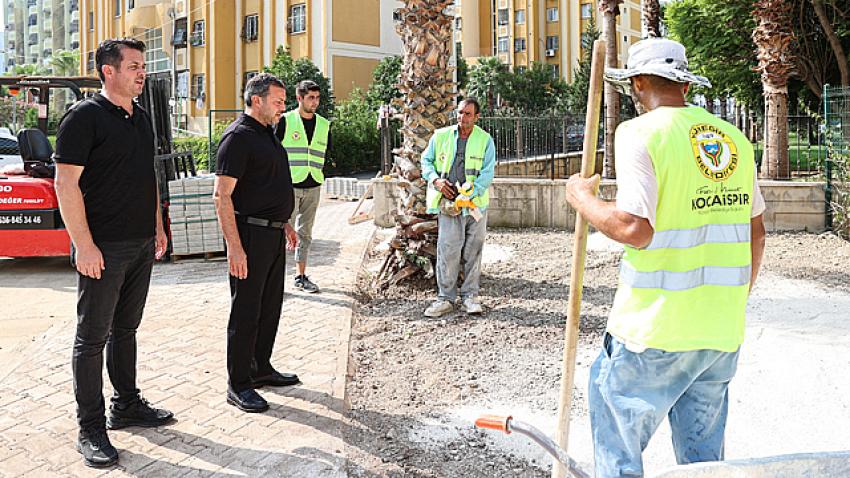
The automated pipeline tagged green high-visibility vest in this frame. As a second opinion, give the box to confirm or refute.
[607,106,756,352]
[281,110,329,184]
[425,125,491,212]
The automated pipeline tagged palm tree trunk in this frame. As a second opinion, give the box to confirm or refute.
[600,0,622,179]
[642,0,661,38]
[753,0,795,179]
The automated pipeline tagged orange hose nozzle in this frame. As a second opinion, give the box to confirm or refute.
[474,414,512,434]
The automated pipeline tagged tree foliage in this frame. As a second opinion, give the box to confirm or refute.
[264,46,334,118]
[326,88,380,174]
[561,16,602,113]
[50,50,80,76]
[465,57,510,114]
[366,55,402,107]
[665,0,762,107]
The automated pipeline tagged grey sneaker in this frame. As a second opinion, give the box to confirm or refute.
[424,299,454,318]
[463,297,483,315]
[294,275,320,293]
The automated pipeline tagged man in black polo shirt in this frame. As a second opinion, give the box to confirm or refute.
[54,38,174,468]
[214,73,300,413]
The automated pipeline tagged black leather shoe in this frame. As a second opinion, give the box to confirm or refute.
[227,387,269,413]
[251,371,301,388]
[106,397,175,430]
[77,429,118,468]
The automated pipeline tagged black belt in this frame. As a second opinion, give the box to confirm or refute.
[236,215,287,230]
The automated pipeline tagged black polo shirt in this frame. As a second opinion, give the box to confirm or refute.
[53,93,157,243]
[216,113,294,222]
[273,115,332,189]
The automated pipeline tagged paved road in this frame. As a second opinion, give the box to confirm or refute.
[0,199,372,477]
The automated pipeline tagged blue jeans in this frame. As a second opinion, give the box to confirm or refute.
[588,333,740,478]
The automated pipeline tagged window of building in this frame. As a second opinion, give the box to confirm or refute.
[515,9,525,24]
[497,36,509,53]
[546,35,559,51]
[455,41,462,58]
[497,8,509,26]
[191,73,205,100]
[455,17,462,31]
[114,0,121,16]
[176,70,190,98]
[515,65,527,74]
[191,20,205,46]
[393,9,402,22]
[243,14,259,41]
[171,17,187,48]
[550,64,560,79]
[127,0,134,11]
[581,3,592,19]
[289,4,306,34]
[143,27,171,73]
[70,40,79,50]
[86,51,94,71]
[514,38,526,52]
[88,11,93,31]
[546,7,558,22]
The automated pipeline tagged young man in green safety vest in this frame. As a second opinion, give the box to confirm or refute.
[275,80,330,293]
[564,38,767,477]
[421,98,496,317]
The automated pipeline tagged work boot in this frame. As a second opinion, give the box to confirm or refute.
[424,299,453,318]
[463,297,484,315]
[106,397,175,430]
[77,429,118,468]
[294,275,320,293]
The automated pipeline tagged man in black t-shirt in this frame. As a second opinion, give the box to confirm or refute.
[214,73,300,414]
[54,38,174,468]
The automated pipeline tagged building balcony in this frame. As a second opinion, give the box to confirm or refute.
[71,10,79,22]
[29,5,38,15]
[43,38,52,49]
[70,32,79,44]
[43,2,51,13]
[29,24,39,35]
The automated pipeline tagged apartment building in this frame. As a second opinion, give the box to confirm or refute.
[80,0,403,132]
[454,0,641,81]
[4,0,81,72]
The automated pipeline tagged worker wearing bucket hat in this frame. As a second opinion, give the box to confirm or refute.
[564,38,767,477]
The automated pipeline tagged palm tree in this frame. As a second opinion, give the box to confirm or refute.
[600,0,623,178]
[467,56,508,113]
[374,0,456,287]
[752,0,795,179]
[50,49,80,76]
[642,0,661,38]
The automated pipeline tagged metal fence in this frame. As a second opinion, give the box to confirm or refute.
[823,85,850,235]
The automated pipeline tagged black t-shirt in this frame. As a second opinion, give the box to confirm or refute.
[216,113,294,222]
[273,114,332,189]
[53,93,157,243]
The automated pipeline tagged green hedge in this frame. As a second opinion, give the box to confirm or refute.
[326,88,380,176]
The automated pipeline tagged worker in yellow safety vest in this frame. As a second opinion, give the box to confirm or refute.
[564,38,767,478]
[276,80,330,294]
[421,98,496,318]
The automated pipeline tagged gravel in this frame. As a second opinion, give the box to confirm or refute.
[344,228,850,477]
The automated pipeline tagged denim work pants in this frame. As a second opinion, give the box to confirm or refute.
[436,210,488,301]
[588,333,740,478]
[72,237,155,433]
[227,223,286,392]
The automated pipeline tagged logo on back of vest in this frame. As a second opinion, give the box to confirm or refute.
[292,132,301,141]
[690,124,738,182]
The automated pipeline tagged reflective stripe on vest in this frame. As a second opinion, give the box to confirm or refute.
[606,106,756,353]
[425,125,491,212]
[281,110,329,184]
[646,223,751,250]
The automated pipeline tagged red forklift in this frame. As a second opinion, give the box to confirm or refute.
[0,74,190,258]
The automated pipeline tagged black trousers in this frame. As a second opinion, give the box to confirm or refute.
[227,223,286,392]
[72,237,155,433]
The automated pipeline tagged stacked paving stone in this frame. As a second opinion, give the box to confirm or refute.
[167,175,224,255]
[324,177,372,200]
